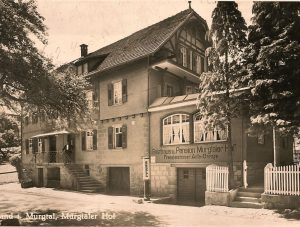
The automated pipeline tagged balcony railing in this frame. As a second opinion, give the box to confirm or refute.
[33,151,73,164]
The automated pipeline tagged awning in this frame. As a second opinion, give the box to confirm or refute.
[31,130,71,138]
[151,59,200,84]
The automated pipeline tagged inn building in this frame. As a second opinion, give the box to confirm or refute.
[22,6,293,205]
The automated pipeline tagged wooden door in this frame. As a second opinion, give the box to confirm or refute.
[177,168,196,201]
[109,167,130,195]
[37,168,44,187]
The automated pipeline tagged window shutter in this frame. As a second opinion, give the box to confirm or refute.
[42,138,45,152]
[122,124,127,148]
[108,127,113,149]
[33,138,38,153]
[108,83,113,106]
[189,114,194,144]
[81,131,86,151]
[93,129,97,150]
[25,139,29,154]
[122,79,128,103]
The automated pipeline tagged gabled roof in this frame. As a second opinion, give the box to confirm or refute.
[82,8,208,75]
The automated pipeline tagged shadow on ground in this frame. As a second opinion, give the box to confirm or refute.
[152,197,205,207]
[275,209,300,220]
[12,209,164,226]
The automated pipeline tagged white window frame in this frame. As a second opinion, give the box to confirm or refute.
[113,81,122,105]
[180,46,187,67]
[114,125,123,148]
[38,138,43,153]
[194,114,227,143]
[163,114,190,145]
[196,55,202,74]
[86,130,94,150]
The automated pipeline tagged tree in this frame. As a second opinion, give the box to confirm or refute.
[246,2,300,135]
[197,1,248,187]
[0,0,88,119]
[0,113,20,161]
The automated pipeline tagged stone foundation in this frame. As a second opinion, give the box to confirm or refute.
[150,164,176,198]
[205,189,238,206]
[262,193,300,209]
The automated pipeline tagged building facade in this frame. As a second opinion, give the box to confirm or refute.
[22,7,293,202]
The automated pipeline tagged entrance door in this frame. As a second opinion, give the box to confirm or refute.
[177,168,206,202]
[37,168,44,187]
[109,167,130,195]
[49,136,56,163]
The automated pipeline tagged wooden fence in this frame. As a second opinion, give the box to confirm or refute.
[206,165,229,192]
[264,163,300,196]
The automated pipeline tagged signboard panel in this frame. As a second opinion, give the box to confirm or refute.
[143,157,150,180]
[151,143,228,163]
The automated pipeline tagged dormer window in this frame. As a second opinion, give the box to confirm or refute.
[77,63,88,75]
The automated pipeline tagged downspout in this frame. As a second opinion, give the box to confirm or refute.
[144,54,151,201]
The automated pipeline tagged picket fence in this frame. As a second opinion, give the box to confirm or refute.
[206,165,229,192]
[264,163,300,196]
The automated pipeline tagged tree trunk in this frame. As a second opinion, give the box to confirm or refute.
[225,49,235,189]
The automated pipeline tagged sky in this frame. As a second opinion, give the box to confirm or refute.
[36,0,254,66]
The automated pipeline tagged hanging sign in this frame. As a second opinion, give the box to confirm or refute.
[143,157,150,180]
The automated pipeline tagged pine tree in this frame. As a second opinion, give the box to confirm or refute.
[0,0,88,119]
[246,2,300,135]
[197,1,248,188]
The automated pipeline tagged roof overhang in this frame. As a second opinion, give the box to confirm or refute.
[31,130,71,138]
[151,59,200,83]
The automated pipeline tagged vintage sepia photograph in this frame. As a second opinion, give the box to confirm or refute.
[0,0,300,226]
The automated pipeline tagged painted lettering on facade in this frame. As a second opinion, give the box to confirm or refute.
[151,143,228,163]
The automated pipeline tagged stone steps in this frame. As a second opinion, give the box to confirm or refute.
[231,186,264,209]
[231,201,263,209]
[65,164,103,193]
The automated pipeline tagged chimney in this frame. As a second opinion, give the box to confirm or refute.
[188,1,192,10]
[80,44,88,57]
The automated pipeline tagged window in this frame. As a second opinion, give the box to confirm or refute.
[163,114,190,145]
[108,125,127,149]
[38,138,43,152]
[194,114,227,143]
[183,170,189,179]
[189,50,193,70]
[108,79,127,106]
[196,55,202,74]
[32,113,38,124]
[185,86,193,95]
[166,85,174,97]
[29,139,33,153]
[81,130,97,151]
[180,46,187,67]
[77,65,82,75]
[113,81,122,105]
[83,63,88,74]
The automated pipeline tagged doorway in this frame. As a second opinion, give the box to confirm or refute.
[177,168,206,202]
[49,136,56,163]
[109,167,130,195]
[37,168,44,187]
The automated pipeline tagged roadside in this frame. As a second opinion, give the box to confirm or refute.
[0,162,18,185]
[0,183,300,226]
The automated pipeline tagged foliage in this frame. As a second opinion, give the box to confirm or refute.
[246,2,300,135]
[197,1,248,187]
[0,113,20,161]
[197,1,248,130]
[0,0,88,120]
